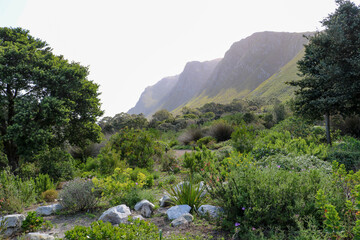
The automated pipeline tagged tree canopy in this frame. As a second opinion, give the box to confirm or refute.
[0,27,103,170]
[289,0,360,144]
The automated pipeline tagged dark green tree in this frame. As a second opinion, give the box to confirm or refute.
[0,27,103,170]
[289,0,360,145]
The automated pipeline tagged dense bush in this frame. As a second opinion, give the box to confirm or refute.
[200,153,342,236]
[272,116,312,138]
[35,147,76,181]
[34,173,56,197]
[182,147,217,175]
[0,169,36,213]
[60,178,100,212]
[231,123,256,153]
[21,211,52,232]
[208,120,234,142]
[105,128,160,170]
[196,136,216,148]
[328,136,360,171]
[92,168,146,208]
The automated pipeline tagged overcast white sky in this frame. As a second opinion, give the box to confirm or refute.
[1,0,359,117]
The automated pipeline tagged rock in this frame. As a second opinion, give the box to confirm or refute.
[36,204,63,216]
[134,200,154,218]
[98,204,131,225]
[181,213,194,222]
[132,215,145,221]
[140,205,153,218]
[166,205,191,220]
[159,195,172,207]
[198,205,224,218]
[171,216,188,227]
[134,200,155,211]
[0,214,25,237]
[25,233,55,240]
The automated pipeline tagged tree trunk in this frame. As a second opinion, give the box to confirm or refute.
[4,140,19,172]
[325,113,332,146]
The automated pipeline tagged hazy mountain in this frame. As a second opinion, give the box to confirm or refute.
[129,31,310,116]
[127,75,179,116]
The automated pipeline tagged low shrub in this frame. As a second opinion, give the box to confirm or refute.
[200,153,341,236]
[328,136,360,171]
[60,178,100,212]
[178,127,204,145]
[182,147,217,175]
[207,121,234,142]
[64,219,159,240]
[34,174,56,196]
[21,211,53,233]
[196,136,216,148]
[0,169,36,213]
[160,151,179,172]
[92,168,146,207]
[41,189,58,202]
[167,180,208,212]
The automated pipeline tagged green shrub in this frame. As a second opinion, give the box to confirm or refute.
[200,153,339,235]
[21,211,52,232]
[35,147,76,181]
[41,189,58,202]
[18,162,39,179]
[60,178,100,212]
[121,188,156,209]
[231,123,256,153]
[182,147,217,175]
[207,121,234,142]
[105,128,160,170]
[92,168,146,207]
[272,116,312,138]
[34,173,55,196]
[130,168,154,188]
[0,169,36,213]
[328,137,360,171]
[178,127,204,145]
[196,136,216,148]
[257,154,332,173]
[160,151,179,172]
[64,219,159,240]
[167,180,208,212]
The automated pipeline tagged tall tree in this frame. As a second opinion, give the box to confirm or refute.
[0,27,103,170]
[289,0,360,145]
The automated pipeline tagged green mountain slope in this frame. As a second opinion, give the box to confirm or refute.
[247,48,304,101]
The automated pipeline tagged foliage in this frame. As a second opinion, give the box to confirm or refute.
[328,136,360,171]
[85,148,127,175]
[178,127,204,145]
[105,127,160,170]
[200,152,339,235]
[34,173,55,196]
[130,168,154,188]
[231,123,256,153]
[0,169,36,213]
[92,168,146,207]
[59,178,100,212]
[64,219,159,240]
[207,120,234,142]
[167,180,208,212]
[121,188,156,209]
[288,1,360,144]
[98,113,148,134]
[257,154,332,173]
[21,211,53,233]
[41,189,58,202]
[160,150,179,173]
[35,147,76,182]
[182,147,217,175]
[196,136,216,148]
[0,27,103,171]
[272,116,312,138]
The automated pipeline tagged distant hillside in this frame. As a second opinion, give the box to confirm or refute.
[129,31,310,116]
[247,48,305,101]
[127,75,179,116]
[128,60,220,116]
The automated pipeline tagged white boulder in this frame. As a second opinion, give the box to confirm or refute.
[98,205,131,224]
[166,205,191,220]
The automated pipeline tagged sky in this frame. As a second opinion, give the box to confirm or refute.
[1,0,360,117]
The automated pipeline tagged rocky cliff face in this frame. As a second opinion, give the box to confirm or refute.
[127,75,179,116]
[129,31,311,116]
[202,31,309,97]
